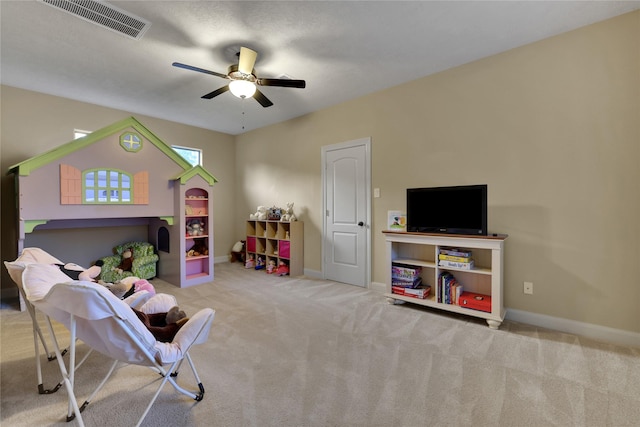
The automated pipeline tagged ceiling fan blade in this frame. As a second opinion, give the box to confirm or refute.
[201,85,230,99]
[253,89,274,108]
[172,62,229,79]
[238,47,257,75]
[257,78,306,89]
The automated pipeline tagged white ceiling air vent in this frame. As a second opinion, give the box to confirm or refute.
[40,0,151,40]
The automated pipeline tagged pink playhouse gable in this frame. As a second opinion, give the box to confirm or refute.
[8,116,217,288]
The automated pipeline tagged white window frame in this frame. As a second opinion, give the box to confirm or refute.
[74,129,91,139]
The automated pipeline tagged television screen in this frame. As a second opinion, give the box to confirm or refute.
[406,185,487,235]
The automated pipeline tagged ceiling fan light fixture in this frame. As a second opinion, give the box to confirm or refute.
[229,80,256,99]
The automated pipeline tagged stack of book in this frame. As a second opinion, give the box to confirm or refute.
[438,248,474,270]
[391,264,430,299]
[391,264,422,288]
[391,285,431,299]
[437,271,463,305]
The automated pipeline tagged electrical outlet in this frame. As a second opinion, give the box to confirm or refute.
[374,188,381,198]
[524,281,533,295]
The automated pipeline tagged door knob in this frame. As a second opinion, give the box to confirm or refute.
[358,221,364,226]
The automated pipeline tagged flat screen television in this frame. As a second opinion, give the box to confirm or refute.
[406,184,487,235]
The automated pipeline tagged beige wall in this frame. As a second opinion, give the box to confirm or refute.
[1,12,638,334]
[235,12,639,333]
[1,87,236,293]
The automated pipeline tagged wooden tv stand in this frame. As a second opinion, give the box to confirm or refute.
[383,231,507,329]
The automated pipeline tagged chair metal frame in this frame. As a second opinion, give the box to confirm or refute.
[21,266,215,427]
[4,250,155,395]
[5,251,70,394]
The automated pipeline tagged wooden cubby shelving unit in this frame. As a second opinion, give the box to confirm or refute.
[246,220,303,276]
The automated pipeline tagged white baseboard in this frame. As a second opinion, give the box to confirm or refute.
[370,281,387,293]
[303,268,323,279]
[364,281,639,348]
[506,308,640,349]
[214,256,230,264]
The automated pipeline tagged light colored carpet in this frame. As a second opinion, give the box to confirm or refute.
[1,262,639,426]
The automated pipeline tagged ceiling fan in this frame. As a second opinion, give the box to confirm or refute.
[172,47,306,108]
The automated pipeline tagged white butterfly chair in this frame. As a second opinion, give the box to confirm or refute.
[4,248,154,395]
[22,263,215,427]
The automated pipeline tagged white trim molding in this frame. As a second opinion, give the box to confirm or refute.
[506,308,640,349]
[303,268,323,279]
[214,256,230,264]
[370,281,387,293]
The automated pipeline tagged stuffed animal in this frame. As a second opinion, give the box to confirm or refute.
[55,263,85,280]
[115,248,134,273]
[266,259,276,274]
[132,306,189,342]
[104,277,155,299]
[250,206,268,220]
[133,279,155,295]
[281,202,297,222]
[187,238,208,257]
[276,260,289,276]
[57,260,104,281]
[229,240,246,263]
[78,260,104,282]
[186,218,205,236]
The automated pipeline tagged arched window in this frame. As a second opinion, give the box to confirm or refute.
[83,169,132,204]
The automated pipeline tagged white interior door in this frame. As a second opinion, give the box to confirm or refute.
[322,138,371,287]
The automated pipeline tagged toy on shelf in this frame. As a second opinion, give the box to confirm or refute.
[186,218,205,236]
[255,256,265,270]
[281,202,297,222]
[268,206,281,220]
[187,238,208,257]
[276,260,289,276]
[245,254,255,269]
[266,259,276,274]
[249,206,268,220]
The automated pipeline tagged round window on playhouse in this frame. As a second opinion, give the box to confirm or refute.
[120,132,142,152]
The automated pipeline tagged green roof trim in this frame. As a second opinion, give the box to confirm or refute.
[8,116,194,176]
[24,220,49,234]
[172,165,218,186]
[159,216,174,226]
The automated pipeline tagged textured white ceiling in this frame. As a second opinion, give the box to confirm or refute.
[1,1,638,135]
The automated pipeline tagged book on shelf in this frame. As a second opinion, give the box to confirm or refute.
[439,247,472,258]
[437,272,463,305]
[392,285,431,299]
[439,260,475,270]
[438,254,473,263]
[392,264,421,282]
[392,277,422,289]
